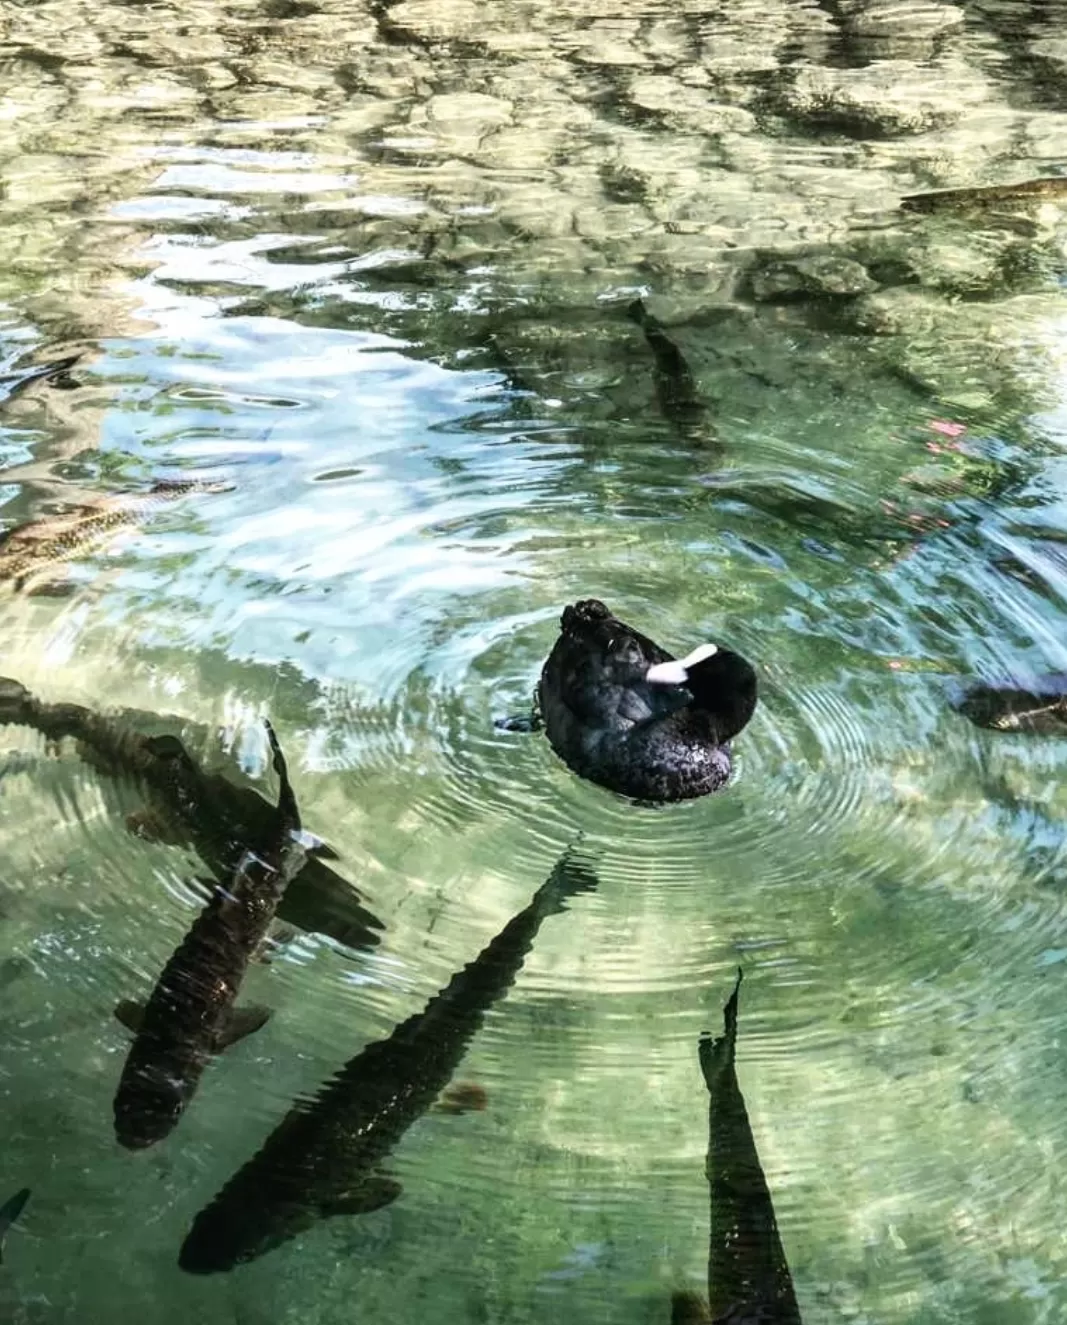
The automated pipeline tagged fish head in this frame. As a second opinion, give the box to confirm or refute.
[178,1174,402,1273]
[179,1198,318,1274]
[114,1066,190,1150]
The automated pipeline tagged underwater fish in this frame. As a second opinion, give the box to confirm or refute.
[0,353,80,405]
[114,720,309,1149]
[0,1188,30,1263]
[901,176,1067,213]
[178,843,598,1273]
[675,970,802,1325]
[0,477,232,595]
[953,674,1067,735]
[696,476,928,550]
[627,299,709,438]
[0,676,383,952]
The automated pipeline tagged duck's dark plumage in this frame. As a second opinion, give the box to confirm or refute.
[537,599,757,802]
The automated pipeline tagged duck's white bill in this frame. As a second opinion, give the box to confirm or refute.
[645,642,717,686]
[679,642,718,667]
[646,660,690,685]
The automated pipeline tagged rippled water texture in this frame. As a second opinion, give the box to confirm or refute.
[3,0,1067,1320]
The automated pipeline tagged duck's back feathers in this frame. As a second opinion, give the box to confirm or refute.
[542,599,686,732]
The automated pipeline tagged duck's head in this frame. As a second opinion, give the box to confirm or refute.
[646,643,758,741]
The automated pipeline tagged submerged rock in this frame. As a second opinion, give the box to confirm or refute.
[844,288,948,337]
[748,252,877,302]
[1027,36,1067,72]
[896,235,1004,294]
[628,76,757,137]
[839,0,965,40]
[778,61,980,137]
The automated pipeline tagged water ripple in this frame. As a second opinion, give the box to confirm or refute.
[4,5,1067,1316]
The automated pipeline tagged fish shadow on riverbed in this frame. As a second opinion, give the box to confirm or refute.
[0,675,383,953]
[178,842,598,1273]
[672,970,802,1324]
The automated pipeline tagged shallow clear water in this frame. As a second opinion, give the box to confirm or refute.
[3,0,1067,1320]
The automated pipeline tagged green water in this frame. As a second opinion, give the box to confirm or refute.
[3,0,1067,1319]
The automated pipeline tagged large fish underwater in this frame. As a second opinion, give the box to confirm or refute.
[672,970,802,1325]
[114,720,311,1149]
[0,675,382,951]
[627,298,710,442]
[179,843,598,1273]
[953,672,1067,736]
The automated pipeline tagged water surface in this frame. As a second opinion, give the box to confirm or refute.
[2,0,1067,1320]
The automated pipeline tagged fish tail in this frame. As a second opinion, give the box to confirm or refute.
[535,836,599,915]
[263,719,300,831]
[0,1187,30,1261]
[698,968,743,1090]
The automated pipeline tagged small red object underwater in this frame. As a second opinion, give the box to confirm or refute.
[928,419,966,438]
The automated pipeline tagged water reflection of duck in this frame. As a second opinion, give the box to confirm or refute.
[535,599,757,802]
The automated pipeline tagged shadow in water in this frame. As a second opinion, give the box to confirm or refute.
[0,675,383,951]
[626,299,717,452]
